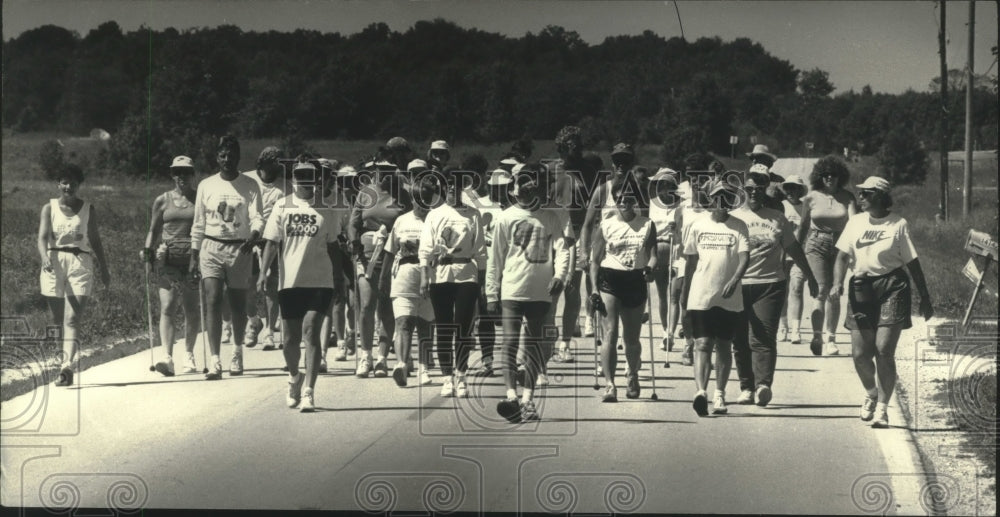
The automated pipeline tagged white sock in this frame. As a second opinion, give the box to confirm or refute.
[522,388,533,402]
[211,355,221,366]
[233,345,243,356]
[506,388,518,400]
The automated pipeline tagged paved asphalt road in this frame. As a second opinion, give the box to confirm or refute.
[2,296,930,514]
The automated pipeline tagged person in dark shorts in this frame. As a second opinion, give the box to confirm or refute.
[259,161,346,412]
[832,176,933,428]
[590,179,657,402]
[681,179,750,416]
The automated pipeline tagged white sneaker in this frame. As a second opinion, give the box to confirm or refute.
[419,369,433,386]
[286,373,304,408]
[825,341,841,356]
[584,316,595,337]
[455,379,469,398]
[356,355,373,378]
[440,376,455,397]
[871,402,889,428]
[777,327,788,342]
[229,348,243,376]
[299,388,315,412]
[222,323,232,343]
[182,353,197,374]
[536,373,550,386]
[736,389,755,405]
[712,391,728,414]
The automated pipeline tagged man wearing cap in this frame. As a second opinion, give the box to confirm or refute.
[258,160,346,412]
[189,135,264,380]
[240,146,288,350]
[487,163,571,423]
[746,144,786,210]
[427,140,450,171]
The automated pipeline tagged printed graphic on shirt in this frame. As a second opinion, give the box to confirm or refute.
[745,219,780,254]
[512,220,552,264]
[285,212,320,237]
[482,212,496,247]
[439,222,469,254]
[213,196,246,229]
[697,232,736,249]
[856,229,889,249]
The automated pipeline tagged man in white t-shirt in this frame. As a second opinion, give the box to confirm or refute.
[258,161,345,412]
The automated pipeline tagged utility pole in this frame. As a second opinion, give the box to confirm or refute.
[938,0,949,220]
[963,0,975,217]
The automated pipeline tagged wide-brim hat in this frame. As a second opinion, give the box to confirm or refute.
[781,174,807,189]
[746,144,777,162]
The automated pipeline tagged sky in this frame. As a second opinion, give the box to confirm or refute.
[2,0,997,94]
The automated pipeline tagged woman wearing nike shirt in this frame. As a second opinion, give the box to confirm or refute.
[798,156,857,356]
[730,172,818,407]
[681,179,749,417]
[258,161,345,412]
[419,167,487,398]
[832,176,933,428]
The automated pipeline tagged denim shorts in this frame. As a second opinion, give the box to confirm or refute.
[804,229,838,292]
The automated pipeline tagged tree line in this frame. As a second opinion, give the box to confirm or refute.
[4,20,997,181]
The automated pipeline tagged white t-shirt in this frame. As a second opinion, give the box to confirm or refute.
[675,204,709,277]
[599,214,653,271]
[262,194,341,290]
[730,206,796,284]
[191,173,264,250]
[244,169,290,223]
[649,200,681,242]
[385,211,425,298]
[835,212,917,277]
[486,206,570,303]
[782,199,805,234]
[419,203,485,284]
[683,215,750,312]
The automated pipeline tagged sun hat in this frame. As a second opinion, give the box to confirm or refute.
[746,144,777,162]
[430,140,450,152]
[170,155,194,170]
[781,174,806,189]
[407,159,429,172]
[488,168,513,186]
[610,142,634,158]
[374,160,397,171]
[855,176,891,193]
[748,163,770,175]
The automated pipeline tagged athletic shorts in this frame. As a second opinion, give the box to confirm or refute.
[597,267,648,309]
[501,300,551,321]
[40,250,93,298]
[278,287,334,321]
[804,229,838,292]
[845,268,912,331]
[654,242,676,276]
[392,296,435,321]
[199,239,253,289]
[689,307,739,340]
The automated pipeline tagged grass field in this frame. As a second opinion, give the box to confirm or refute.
[2,132,997,348]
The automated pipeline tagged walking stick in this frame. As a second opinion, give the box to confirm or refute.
[646,293,659,400]
[145,262,156,372]
[199,280,208,374]
[664,236,675,368]
[591,305,600,391]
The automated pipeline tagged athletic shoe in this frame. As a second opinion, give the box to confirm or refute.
[182,353,197,374]
[440,377,455,397]
[244,318,263,348]
[334,346,348,361]
[261,333,277,351]
[392,365,407,387]
[871,403,889,428]
[520,399,540,422]
[497,398,521,423]
[755,385,772,407]
[602,385,618,403]
[318,357,328,374]
[625,374,640,399]
[356,357,373,378]
[712,392,728,414]
[286,372,304,408]
[515,366,526,387]
[373,358,388,378]
[736,390,755,405]
[299,387,315,412]
[825,341,841,356]
[681,345,694,366]
[471,362,495,377]
[455,380,469,398]
[222,323,232,344]
[860,397,878,421]
[205,361,223,381]
[777,327,788,342]
[809,336,823,356]
[55,367,74,387]
[791,332,802,345]
[229,350,243,376]
[584,316,595,337]
[154,359,175,377]
[692,390,709,416]
[419,369,433,386]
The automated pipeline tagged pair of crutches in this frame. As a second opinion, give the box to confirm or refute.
[588,278,660,400]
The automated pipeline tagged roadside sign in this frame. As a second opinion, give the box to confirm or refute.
[729,136,738,145]
[962,258,981,284]
[964,229,998,260]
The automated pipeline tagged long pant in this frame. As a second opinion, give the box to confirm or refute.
[475,271,495,363]
[430,282,479,376]
[733,280,787,391]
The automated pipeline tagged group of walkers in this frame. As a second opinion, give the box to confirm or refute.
[37,129,933,427]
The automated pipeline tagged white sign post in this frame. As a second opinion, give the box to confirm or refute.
[729,136,738,159]
[961,229,998,330]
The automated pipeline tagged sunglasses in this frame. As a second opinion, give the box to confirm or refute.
[858,189,878,198]
[820,173,837,179]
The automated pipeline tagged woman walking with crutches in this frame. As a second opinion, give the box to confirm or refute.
[648,168,683,354]
[590,178,657,402]
[142,156,201,375]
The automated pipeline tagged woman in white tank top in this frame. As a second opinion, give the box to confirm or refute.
[590,179,657,402]
[37,164,111,387]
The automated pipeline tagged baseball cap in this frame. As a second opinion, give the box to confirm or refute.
[407,159,429,172]
[170,155,194,170]
[856,176,891,193]
[748,163,770,175]
[430,140,450,151]
[610,142,634,158]
[337,165,358,178]
[781,174,806,189]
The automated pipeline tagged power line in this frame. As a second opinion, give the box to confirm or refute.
[671,1,685,41]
